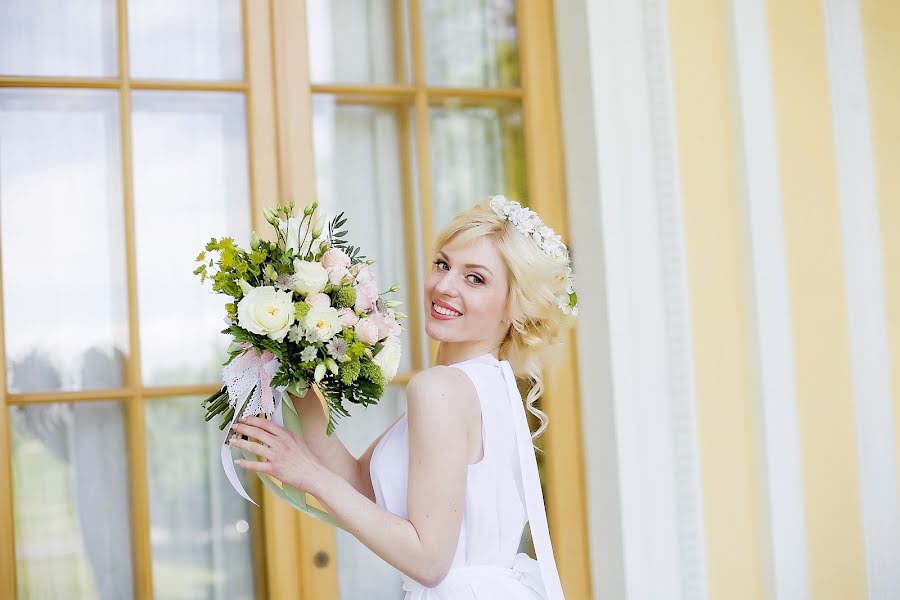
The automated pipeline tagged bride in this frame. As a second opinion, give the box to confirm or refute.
[231,196,577,599]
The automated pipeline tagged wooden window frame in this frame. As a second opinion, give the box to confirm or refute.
[0,1,589,598]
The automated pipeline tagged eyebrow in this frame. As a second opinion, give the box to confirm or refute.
[437,250,493,275]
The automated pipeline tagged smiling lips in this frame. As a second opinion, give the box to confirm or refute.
[432,299,462,319]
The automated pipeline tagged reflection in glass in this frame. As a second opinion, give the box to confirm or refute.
[128,0,243,80]
[311,97,417,373]
[422,0,519,87]
[0,89,128,394]
[144,395,256,599]
[10,400,133,598]
[0,0,117,77]
[131,91,251,387]
[307,0,409,84]
[429,102,526,232]
[334,385,407,599]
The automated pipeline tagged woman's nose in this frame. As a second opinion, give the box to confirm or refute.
[434,273,459,296]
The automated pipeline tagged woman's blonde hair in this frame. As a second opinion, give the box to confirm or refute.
[433,197,577,449]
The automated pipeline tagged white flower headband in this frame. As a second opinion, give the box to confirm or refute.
[489,195,579,316]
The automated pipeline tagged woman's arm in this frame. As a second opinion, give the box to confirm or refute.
[288,388,366,495]
[308,366,477,588]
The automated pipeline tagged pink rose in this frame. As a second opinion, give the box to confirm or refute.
[327,265,350,286]
[306,292,331,308]
[354,317,380,345]
[338,307,360,327]
[369,310,400,338]
[354,264,376,286]
[354,281,380,313]
[322,248,351,270]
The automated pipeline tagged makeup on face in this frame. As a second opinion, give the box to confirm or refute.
[424,238,508,343]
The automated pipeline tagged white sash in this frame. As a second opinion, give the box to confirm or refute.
[497,359,566,599]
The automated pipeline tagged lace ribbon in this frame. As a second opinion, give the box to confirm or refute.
[219,343,286,506]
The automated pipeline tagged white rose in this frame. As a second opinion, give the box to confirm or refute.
[236,286,295,342]
[372,335,402,383]
[292,259,329,295]
[304,306,343,342]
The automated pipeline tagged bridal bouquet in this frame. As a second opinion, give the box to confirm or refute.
[194,200,404,520]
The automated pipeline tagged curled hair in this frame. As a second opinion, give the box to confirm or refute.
[433,197,577,452]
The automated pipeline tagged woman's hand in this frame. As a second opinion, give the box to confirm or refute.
[230,416,328,495]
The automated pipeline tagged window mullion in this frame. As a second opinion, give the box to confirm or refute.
[115,0,155,598]
[0,238,16,600]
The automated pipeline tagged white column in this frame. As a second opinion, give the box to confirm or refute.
[823,0,900,597]
[727,1,811,599]
[554,1,708,598]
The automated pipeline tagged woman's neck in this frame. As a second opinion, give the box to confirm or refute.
[433,343,500,366]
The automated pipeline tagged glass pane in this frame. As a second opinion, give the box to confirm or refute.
[422,0,519,87]
[10,401,133,598]
[131,91,251,387]
[0,0,117,77]
[311,97,417,373]
[128,0,243,80]
[334,385,406,599]
[144,395,257,599]
[429,101,526,231]
[307,0,409,84]
[0,89,128,395]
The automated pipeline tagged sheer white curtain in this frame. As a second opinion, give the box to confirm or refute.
[312,96,412,600]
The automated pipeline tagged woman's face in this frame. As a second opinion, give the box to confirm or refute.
[424,235,510,344]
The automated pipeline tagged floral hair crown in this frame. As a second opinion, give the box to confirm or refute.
[489,195,578,316]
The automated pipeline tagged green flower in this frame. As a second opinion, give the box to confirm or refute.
[359,359,384,387]
[339,360,361,385]
[334,285,356,309]
[295,301,310,321]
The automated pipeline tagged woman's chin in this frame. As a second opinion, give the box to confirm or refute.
[425,321,456,341]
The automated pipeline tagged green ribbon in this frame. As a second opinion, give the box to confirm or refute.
[239,390,345,530]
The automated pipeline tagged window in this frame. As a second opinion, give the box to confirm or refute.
[0,1,580,598]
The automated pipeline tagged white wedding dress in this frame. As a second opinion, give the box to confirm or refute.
[368,353,566,599]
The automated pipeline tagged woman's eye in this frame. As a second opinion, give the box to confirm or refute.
[468,275,484,285]
[433,259,483,284]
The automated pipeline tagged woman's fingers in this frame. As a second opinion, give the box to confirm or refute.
[233,457,272,474]
[238,416,283,437]
[231,422,279,447]
[230,437,273,459]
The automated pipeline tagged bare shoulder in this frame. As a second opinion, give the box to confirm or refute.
[406,365,477,408]
[406,365,478,419]
[406,365,480,468]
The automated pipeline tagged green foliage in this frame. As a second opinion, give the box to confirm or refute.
[327,212,368,264]
[249,249,267,265]
[345,376,383,408]
[197,236,264,299]
[225,302,238,321]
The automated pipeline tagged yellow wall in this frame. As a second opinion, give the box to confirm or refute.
[668,2,765,598]
[666,0,894,597]
[766,1,867,597]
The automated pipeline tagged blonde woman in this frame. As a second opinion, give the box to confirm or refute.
[231,196,578,599]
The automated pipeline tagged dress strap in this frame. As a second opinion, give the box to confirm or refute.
[498,359,566,599]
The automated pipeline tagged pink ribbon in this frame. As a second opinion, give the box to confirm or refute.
[220,343,287,506]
